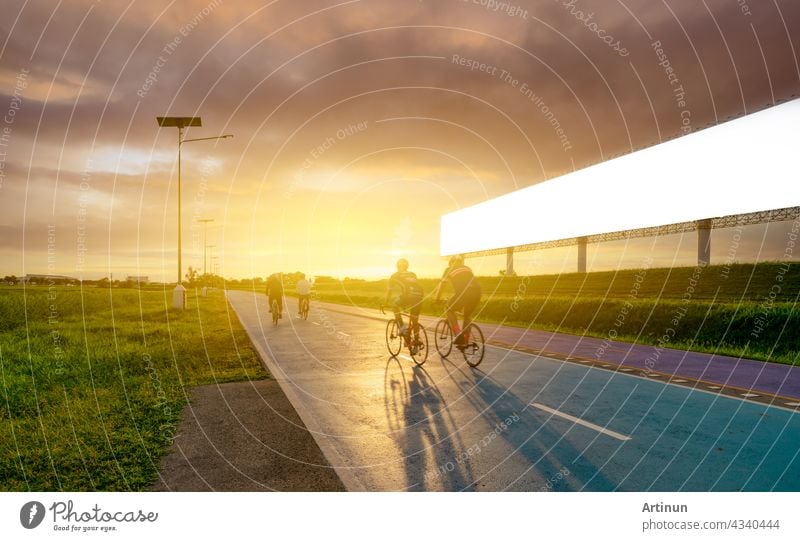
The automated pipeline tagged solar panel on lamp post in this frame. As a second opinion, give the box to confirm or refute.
[156,117,232,309]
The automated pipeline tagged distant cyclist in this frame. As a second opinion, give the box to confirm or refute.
[384,258,424,337]
[266,273,284,319]
[296,273,311,316]
[434,255,481,346]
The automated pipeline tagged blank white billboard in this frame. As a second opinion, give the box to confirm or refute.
[441,99,800,256]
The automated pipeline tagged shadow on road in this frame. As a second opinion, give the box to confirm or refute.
[440,356,617,491]
[383,356,475,491]
[383,351,617,491]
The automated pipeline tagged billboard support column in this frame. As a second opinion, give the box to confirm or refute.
[697,219,712,266]
[506,247,516,276]
[577,237,587,273]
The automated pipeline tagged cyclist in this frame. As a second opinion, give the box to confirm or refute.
[434,254,481,347]
[266,273,284,319]
[296,273,311,316]
[384,258,424,339]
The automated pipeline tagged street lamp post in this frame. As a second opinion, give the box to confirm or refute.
[156,116,232,309]
[206,245,216,274]
[198,218,214,275]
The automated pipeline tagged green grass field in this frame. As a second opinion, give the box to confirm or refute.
[300,262,800,365]
[4,263,794,490]
[0,287,265,491]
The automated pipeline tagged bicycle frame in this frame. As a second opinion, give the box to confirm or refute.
[381,305,428,365]
[434,304,485,367]
[439,308,471,343]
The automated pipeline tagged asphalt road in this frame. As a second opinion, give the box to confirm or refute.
[227,290,800,491]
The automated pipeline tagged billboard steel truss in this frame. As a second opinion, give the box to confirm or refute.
[461,206,800,258]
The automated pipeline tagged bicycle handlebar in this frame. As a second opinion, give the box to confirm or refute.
[381,305,419,317]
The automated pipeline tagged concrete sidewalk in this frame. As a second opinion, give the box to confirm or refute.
[316,301,800,407]
[153,379,345,491]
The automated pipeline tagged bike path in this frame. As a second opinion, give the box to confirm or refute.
[317,301,800,407]
[227,291,800,491]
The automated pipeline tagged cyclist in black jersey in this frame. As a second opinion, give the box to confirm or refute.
[384,258,424,336]
[266,273,284,318]
[435,254,482,345]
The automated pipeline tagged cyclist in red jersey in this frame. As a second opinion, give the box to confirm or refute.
[434,255,482,346]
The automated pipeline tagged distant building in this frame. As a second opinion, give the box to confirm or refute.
[126,275,149,284]
[20,274,78,284]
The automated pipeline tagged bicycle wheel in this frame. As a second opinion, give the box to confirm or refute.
[460,323,485,367]
[272,300,279,326]
[385,319,402,356]
[410,324,428,366]
[434,319,452,357]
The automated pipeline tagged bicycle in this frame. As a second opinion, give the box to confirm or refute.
[298,296,310,320]
[381,306,428,365]
[434,309,485,367]
[271,298,280,326]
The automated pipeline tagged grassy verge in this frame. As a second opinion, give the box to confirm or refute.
[0,287,265,491]
[295,263,799,366]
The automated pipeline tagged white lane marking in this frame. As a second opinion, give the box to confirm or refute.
[399,354,413,362]
[708,386,721,390]
[672,379,688,383]
[530,402,632,442]
[312,322,320,326]
[741,393,760,398]
[620,368,633,372]
[785,402,800,407]
[337,331,350,337]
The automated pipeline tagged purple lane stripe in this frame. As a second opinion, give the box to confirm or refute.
[479,322,800,400]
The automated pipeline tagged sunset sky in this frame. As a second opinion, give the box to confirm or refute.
[1,0,798,281]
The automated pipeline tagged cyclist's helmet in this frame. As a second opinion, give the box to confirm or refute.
[449,254,464,267]
[396,258,409,271]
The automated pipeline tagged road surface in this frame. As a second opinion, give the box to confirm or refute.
[227,290,800,491]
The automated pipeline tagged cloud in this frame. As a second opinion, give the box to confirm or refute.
[1,0,799,279]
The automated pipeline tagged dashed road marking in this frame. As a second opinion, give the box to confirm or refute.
[312,322,320,326]
[741,393,760,398]
[530,402,632,442]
